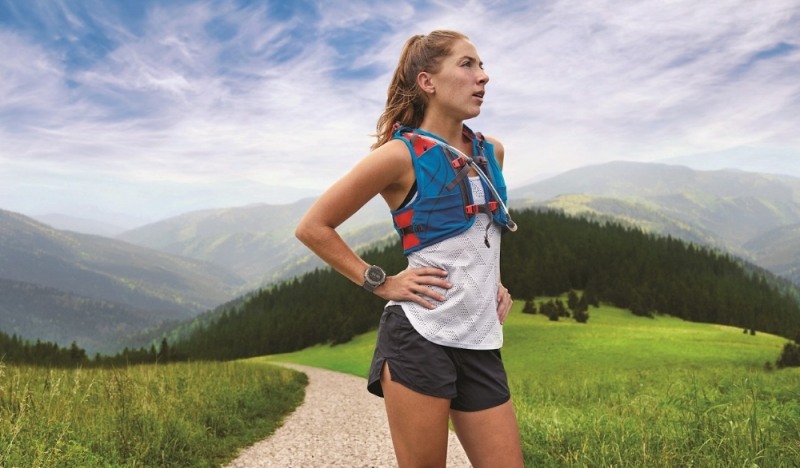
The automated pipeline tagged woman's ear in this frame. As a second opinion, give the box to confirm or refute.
[417,71,435,95]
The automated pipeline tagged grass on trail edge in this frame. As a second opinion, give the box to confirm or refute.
[0,360,308,468]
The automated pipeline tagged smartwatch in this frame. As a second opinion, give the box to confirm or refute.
[362,265,386,292]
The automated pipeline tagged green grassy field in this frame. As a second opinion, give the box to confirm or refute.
[4,303,798,467]
[0,360,306,467]
[260,303,800,467]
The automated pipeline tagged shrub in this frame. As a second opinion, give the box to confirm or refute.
[776,342,800,368]
[541,300,560,321]
[573,306,589,324]
[522,300,536,315]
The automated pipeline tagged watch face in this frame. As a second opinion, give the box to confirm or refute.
[367,266,385,283]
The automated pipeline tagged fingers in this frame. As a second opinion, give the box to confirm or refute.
[378,268,515,319]
[407,294,439,310]
[377,267,451,309]
[497,284,512,324]
[411,267,450,283]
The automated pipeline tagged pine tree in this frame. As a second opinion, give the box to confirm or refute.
[567,290,579,310]
[776,342,800,368]
[572,294,590,323]
[542,300,560,321]
[523,300,536,314]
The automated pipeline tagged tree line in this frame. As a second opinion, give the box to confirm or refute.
[501,209,800,336]
[0,329,183,367]
[0,330,88,366]
[170,209,800,362]
[4,209,800,367]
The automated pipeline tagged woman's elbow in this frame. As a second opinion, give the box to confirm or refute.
[295,216,329,248]
[294,220,313,246]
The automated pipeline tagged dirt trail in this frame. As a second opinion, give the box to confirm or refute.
[225,363,471,467]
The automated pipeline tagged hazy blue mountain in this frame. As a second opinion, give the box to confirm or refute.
[743,224,800,285]
[509,161,800,284]
[661,146,800,178]
[0,209,246,350]
[0,277,171,354]
[117,197,395,289]
[34,213,128,237]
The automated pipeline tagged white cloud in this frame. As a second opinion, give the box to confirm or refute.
[457,0,800,184]
[1,0,798,221]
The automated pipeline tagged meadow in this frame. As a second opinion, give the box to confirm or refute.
[263,303,800,467]
[3,303,798,467]
[0,360,306,467]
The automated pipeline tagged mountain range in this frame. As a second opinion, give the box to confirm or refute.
[663,146,800,178]
[115,198,395,290]
[4,161,800,352]
[0,209,244,353]
[508,162,800,285]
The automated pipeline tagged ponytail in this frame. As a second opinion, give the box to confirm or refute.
[372,30,468,149]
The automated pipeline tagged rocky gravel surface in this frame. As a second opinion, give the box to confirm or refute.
[225,363,471,467]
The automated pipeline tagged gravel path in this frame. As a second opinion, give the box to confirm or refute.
[225,363,471,467]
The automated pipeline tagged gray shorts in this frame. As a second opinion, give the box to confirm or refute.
[367,305,511,412]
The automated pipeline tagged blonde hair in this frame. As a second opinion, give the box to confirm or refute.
[372,30,468,149]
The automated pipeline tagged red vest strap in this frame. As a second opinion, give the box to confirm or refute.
[413,135,433,157]
[393,209,421,250]
[465,201,498,216]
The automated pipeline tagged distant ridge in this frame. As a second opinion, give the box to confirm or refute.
[117,197,394,289]
[509,161,800,286]
[661,146,800,178]
[0,209,244,352]
[34,213,128,237]
[0,277,167,354]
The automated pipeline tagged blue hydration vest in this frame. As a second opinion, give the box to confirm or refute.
[391,125,510,255]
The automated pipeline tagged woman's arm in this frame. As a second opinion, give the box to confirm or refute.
[486,136,504,169]
[295,140,451,309]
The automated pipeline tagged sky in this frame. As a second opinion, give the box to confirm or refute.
[1,0,799,227]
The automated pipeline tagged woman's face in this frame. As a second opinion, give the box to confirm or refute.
[426,39,490,120]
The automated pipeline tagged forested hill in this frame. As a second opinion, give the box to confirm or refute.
[509,162,800,287]
[173,210,800,360]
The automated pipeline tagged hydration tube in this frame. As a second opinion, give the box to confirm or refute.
[443,143,518,232]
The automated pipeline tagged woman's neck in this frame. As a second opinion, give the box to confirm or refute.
[418,114,466,146]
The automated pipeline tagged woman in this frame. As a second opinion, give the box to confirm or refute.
[295,30,524,467]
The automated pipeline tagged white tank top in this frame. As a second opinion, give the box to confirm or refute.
[388,176,503,350]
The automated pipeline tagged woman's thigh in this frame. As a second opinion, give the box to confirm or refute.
[450,400,524,468]
[381,362,452,468]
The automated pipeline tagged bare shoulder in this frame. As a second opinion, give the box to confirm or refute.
[367,138,410,163]
[347,138,411,188]
[360,139,413,183]
[484,135,505,167]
